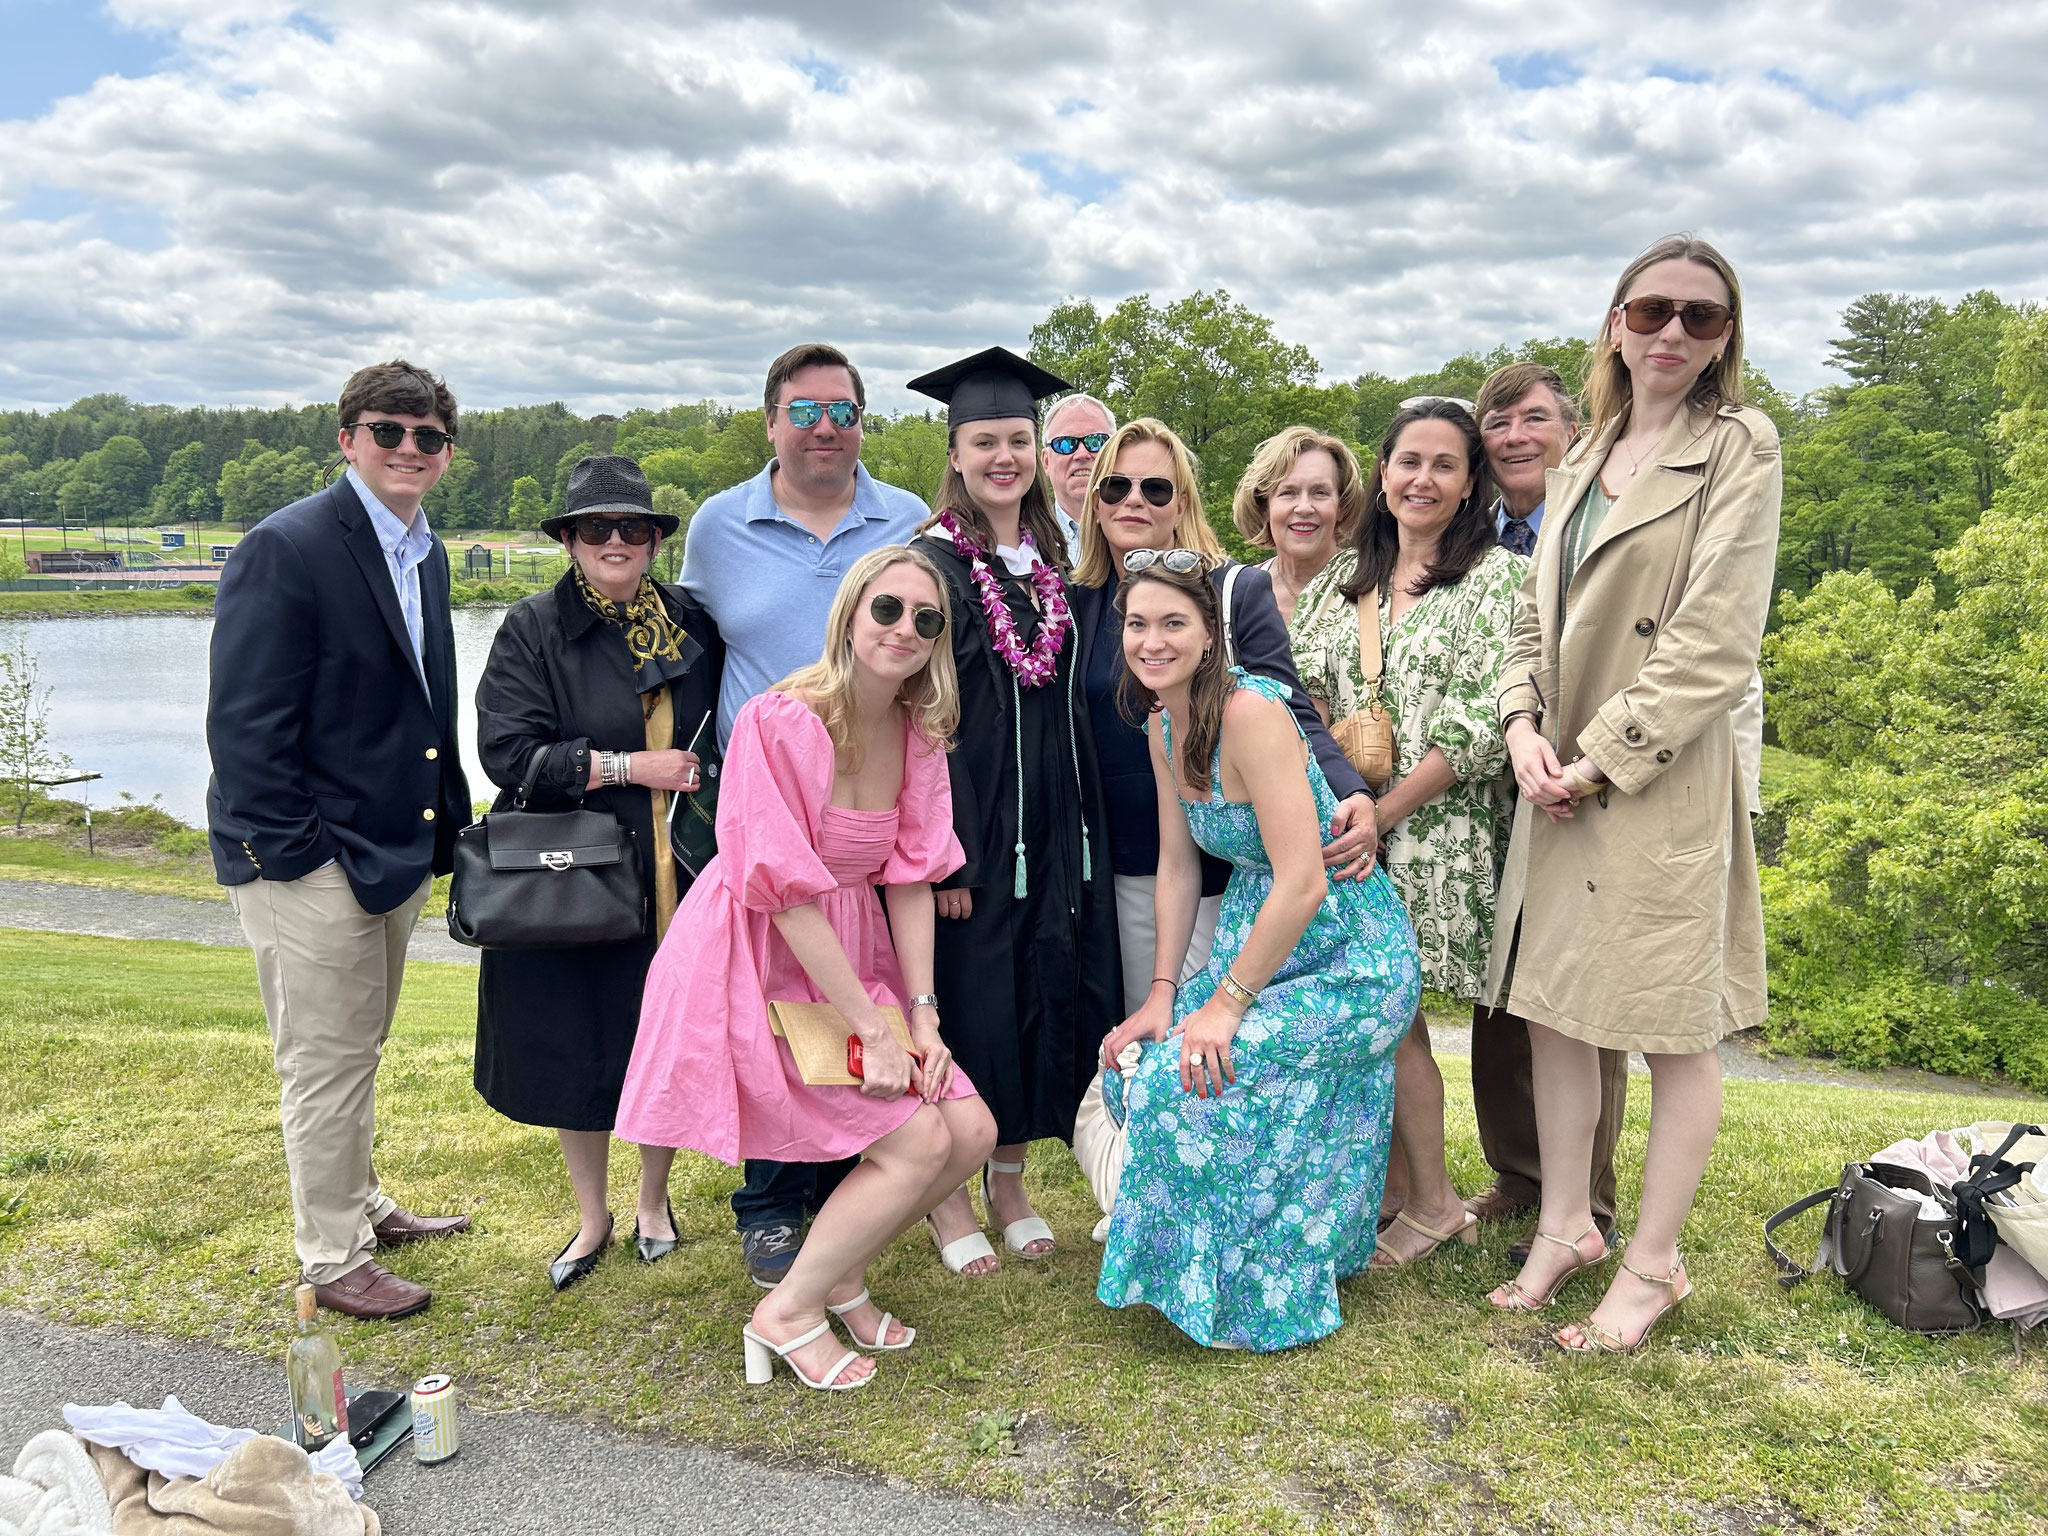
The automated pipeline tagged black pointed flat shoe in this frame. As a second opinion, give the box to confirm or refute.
[634,1200,680,1265]
[549,1213,613,1292]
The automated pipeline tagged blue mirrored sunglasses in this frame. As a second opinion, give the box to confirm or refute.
[1047,432,1110,455]
[779,398,861,429]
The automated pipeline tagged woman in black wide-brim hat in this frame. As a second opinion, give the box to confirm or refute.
[907,348,1123,1277]
[473,454,723,1291]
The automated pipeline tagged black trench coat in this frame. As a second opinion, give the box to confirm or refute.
[472,572,723,1132]
[912,536,1122,1145]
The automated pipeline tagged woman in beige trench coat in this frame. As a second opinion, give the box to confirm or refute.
[1483,234,1781,1352]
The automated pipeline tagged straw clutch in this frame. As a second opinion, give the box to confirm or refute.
[767,1001,914,1086]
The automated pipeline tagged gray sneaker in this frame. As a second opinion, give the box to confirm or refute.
[739,1223,802,1288]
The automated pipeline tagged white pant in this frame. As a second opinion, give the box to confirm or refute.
[1075,875,1223,1235]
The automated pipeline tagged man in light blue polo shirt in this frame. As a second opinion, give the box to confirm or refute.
[678,341,926,1285]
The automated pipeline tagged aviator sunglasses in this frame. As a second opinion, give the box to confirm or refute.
[1620,295,1733,340]
[573,516,655,546]
[1047,432,1110,455]
[1096,474,1177,508]
[869,592,946,639]
[777,398,862,429]
[348,420,453,455]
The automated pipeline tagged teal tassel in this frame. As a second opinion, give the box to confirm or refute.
[1013,843,1028,899]
[1081,829,1092,882]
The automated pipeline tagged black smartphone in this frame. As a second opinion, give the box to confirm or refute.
[347,1390,407,1449]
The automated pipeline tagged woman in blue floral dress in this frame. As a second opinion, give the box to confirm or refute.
[1095,553,1421,1352]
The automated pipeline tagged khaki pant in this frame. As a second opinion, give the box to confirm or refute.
[1469,1003,1629,1228]
[229,864,433,1283]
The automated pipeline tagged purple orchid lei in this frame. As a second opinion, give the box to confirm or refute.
[936,507,1072,688]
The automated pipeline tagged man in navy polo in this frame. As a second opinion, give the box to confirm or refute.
[680,341,925,1286]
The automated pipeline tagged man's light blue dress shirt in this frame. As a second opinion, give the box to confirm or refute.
[346,467,433,684]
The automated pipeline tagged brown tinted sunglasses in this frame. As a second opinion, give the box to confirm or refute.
[1620,295,1732,340]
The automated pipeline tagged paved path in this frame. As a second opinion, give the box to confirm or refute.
[3,876,2039,1101]
[0,1312,1123,1536]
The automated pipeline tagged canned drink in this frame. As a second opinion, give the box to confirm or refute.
[410,1374,459,1464]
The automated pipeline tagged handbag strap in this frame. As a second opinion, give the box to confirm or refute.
[513,745,551,812]
[1764,1184,1842,1289]
[1354,584,1385,691]
[1219,561,1241,668]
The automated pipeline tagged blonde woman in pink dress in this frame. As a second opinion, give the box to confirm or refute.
[615,546,997,1392]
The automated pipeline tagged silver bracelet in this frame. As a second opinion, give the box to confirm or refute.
[908,993,940,1011]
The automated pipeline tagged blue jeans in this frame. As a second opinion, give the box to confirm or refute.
[732,1157,859,1232]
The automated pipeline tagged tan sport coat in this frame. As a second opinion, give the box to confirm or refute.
[1484,400,1781,1054]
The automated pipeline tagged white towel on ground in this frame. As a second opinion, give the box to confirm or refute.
[62,1397,362,1501]
[0,1429,116,1536]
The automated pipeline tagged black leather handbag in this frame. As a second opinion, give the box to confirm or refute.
[1765,1162,1982,1334]
[447,747,647,949]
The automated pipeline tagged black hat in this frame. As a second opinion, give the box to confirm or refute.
[905,346,1074,427]
[540,454,677,538]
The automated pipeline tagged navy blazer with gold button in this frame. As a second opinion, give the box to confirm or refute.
[205,478,471,914]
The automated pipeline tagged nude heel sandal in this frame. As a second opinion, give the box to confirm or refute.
[1487,1221,1610,1311]
[741,1320,871,1391]
[982,1158,1055,1258]
[1367,1208,1480,1269]
[1556,1255,1693,1354]
[827,1288,914,1351]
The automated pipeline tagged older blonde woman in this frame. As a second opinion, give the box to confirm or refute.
[1487,234,1780,1353]
[615,544,998,1390]
[1232,426,1368,626]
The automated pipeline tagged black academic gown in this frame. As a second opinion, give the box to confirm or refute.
[913,535,1123,1145]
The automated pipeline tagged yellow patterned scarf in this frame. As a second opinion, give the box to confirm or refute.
[572,563,687,673]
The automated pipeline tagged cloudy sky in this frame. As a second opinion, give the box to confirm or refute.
[1,0,2043,415]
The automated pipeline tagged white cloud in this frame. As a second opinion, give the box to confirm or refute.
[2,0,2044,413]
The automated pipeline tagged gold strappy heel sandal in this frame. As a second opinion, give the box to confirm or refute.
[1556,1255,1693,1354]
[1487,1221,1610,1311]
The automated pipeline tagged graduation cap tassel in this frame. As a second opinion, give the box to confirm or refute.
[1012,675,1028,900]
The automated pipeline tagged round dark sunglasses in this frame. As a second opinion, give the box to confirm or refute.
[1097,473,1176,508]
[573,516,655,546]
[348,420,453,455]
[869,592,945,639]
[1620,295,1732,340]
[778,398,861,429]
[1047,432,1110,455]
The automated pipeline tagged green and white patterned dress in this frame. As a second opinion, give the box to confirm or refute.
[1288,544,1526,1001]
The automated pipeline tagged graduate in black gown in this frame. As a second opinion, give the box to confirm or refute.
[907,348,1123,1276]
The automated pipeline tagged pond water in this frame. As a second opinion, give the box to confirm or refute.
[0,610,512,828]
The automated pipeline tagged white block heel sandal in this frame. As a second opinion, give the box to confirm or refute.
[741,1321,870,1391]
[982,1158,1055,1258]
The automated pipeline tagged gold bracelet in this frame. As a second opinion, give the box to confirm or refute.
[1218,970,1258,1008]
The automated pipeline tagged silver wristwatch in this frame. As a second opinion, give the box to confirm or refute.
[908,993,940,1011]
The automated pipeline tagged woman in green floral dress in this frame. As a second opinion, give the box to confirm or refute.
[1290,399,1527,1265]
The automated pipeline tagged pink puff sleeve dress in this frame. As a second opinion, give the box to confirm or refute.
[613,689,974,1165]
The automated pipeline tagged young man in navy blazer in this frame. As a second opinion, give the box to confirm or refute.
[207,360,473,1320]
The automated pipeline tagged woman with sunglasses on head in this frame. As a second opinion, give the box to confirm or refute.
[1485,235,1780,1353]
[615,545,996,1390]
[1094,558,1420,1351]
[473,455,723,1290]
[1288,401,1525,1268]
[901,348,1124,1277]
[1063,419,1377,1237]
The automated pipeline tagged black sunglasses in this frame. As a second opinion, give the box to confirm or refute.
[1047,433,1110,455]
[1097,474,1176,508]
[573,516,655,546]
[1620,295,1733,341]
[778,398,861,429]
[869,592,945,639]
[347,420,453,455]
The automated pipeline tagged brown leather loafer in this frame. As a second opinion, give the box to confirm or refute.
[1462,1183,1536,1224]
[310,1259,431,1320]
[373,1206,472,1247]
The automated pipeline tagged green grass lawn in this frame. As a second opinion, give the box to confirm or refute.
[0,588,219,617]
[2,930,2043,1534]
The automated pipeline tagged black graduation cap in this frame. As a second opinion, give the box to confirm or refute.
[905,346,1074,426]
